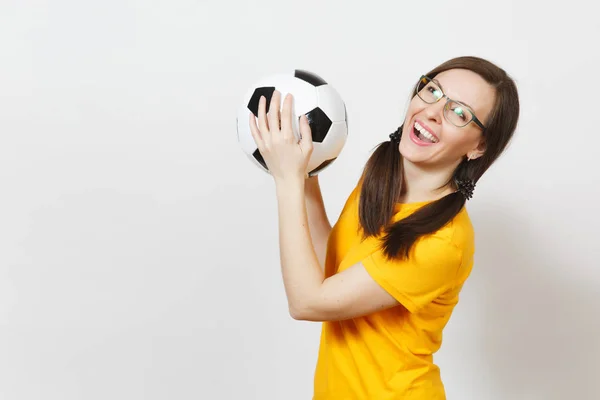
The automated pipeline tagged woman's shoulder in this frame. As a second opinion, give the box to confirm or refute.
[435,206,475,252]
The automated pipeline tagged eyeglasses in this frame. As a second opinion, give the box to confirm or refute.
[415,75,486,131]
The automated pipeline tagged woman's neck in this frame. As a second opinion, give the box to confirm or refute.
[399,159,457,204]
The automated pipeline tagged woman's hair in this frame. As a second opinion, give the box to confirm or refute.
[358,56,520,259]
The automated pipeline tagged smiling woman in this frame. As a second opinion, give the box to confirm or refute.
[249,55,520,399]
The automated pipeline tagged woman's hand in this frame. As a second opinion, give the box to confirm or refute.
[249,91,313,184]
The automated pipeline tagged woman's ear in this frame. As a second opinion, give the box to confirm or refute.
[467,138,486,160]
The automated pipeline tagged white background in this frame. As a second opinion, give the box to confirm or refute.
[1,1,599,399]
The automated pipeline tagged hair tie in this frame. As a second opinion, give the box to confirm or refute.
[389,127,401,143]
[455,179,475,200]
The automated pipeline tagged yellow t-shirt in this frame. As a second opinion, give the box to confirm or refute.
[313,183,475,400]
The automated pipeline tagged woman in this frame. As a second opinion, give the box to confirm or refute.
[248,56,520,399]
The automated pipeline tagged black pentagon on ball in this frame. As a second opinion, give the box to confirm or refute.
[247,87,275,117]
[252,148,268,170]
[294,70,327,87]
[305,107,331,143]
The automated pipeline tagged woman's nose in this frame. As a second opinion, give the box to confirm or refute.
[424,99,446,124]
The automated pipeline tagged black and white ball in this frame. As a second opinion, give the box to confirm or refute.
[236,69,348,176]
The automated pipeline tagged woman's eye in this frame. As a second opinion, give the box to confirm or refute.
[453,107,467,121]
[428,87,443,100]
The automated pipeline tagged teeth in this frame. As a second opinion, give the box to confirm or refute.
[414,122,438,143]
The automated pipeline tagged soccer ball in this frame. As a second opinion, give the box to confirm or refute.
[236,69,348,176]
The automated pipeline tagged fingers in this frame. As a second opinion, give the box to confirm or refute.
[299,114,313,154]
[253,91,299,150]
[257,95,269,135]
[281,93,294,140]
[267,91,281,135]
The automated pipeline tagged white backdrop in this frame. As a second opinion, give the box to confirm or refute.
[1,1,599,399]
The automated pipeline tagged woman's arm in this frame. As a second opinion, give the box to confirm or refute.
[276,178,400,321]
[304,175,332,271]
[249,91,401,321]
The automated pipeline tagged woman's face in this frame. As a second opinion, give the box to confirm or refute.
[399,68,496,169]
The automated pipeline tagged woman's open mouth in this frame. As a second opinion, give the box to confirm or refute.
[410,121,439,145]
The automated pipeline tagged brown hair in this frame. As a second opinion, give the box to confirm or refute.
[358,56,520,259]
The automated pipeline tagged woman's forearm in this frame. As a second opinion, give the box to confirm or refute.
[274,178,324,318]
[304,176,332,270]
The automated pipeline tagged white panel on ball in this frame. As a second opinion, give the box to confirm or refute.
[321,121,348,158]
[316,84,346,123]
[306,140,330,174]
[236,114,259,156]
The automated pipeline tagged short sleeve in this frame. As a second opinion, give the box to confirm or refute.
[361,235,463,313]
